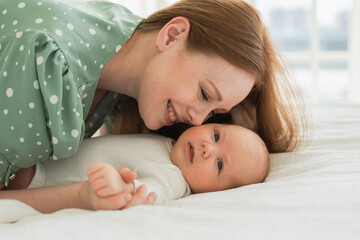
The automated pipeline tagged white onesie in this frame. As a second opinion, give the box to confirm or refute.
[28,134,191,204]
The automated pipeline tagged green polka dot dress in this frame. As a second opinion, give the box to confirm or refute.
[0,0,143,185]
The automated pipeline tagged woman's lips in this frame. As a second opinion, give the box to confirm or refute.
[187,142,194,163]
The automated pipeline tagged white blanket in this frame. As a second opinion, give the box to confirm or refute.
[1,101,360,240]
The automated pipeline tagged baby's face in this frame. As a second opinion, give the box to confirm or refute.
[170,124,268,193]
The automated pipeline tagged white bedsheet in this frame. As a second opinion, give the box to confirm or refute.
[1,101,360,240]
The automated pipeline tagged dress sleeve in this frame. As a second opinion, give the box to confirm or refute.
[0,32,84,185]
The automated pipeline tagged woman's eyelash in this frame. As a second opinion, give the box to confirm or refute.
[201,88,217,119]
[201,87,209,102]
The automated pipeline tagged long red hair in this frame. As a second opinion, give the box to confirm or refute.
[110,0,309,153]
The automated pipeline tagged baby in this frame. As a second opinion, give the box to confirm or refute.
[4,124,269,208]
[44,123,268,205]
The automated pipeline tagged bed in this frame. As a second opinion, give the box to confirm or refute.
[1,101,360,239]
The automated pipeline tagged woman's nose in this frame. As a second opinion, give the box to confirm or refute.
[191,115,204,126]
[189,108,212,126]
[202,141,214,159]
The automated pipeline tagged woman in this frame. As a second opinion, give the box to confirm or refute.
[104,0,307,153]
[0,0,308,210]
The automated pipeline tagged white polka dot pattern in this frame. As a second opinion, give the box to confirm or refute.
[0,0,143,185]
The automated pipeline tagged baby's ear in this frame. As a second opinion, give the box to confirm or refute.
[155,16,190,51]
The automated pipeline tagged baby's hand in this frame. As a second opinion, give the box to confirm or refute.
[82,163,157,211]
[87,163,135,197]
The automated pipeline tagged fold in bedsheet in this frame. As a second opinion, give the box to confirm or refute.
[1,101,360,240]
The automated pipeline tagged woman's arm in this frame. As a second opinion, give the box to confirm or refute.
[3,166,36,190]
[0,168,156,213]
[0,182,86,213]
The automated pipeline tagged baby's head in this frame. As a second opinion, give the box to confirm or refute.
[170,124,269,193]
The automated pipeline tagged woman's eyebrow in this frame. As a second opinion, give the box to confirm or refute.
[205,78,222,101]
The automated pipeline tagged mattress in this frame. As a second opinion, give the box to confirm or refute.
[1,101,359,240]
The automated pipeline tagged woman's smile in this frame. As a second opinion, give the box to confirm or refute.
[165,100,182,126]
[167,100,177,122]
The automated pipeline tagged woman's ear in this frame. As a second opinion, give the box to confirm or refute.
[155,16,190,51]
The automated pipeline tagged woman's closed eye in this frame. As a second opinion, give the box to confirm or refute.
[201,87,216,120]
[201,87,210,102]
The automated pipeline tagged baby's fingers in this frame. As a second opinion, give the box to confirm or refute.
[90,178,108,192]
[88,164,108,185]
[96,181,123,197]
[87,163,105,178]
[117,168,137,183]
[93,193,132,211]
[123,185,156,209]
[144,192,157,205]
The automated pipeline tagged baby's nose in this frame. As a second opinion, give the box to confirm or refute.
[202,142,214,159]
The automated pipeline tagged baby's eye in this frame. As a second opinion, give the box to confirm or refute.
[214,132,220,142]
[217,158,223,171]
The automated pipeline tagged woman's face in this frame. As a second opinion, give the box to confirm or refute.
[137,48,255,130]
